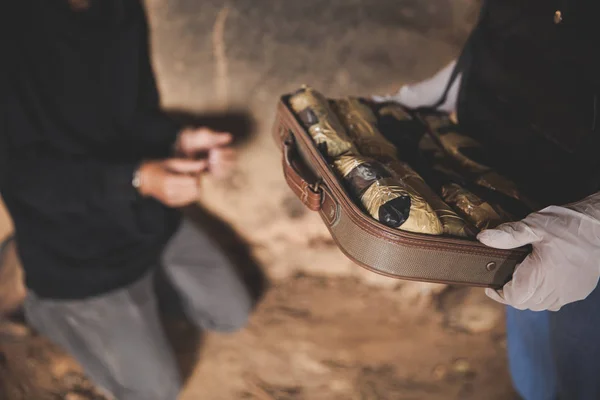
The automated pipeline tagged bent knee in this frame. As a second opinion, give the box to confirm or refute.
[212,308,250,333]
[188,298,251,333]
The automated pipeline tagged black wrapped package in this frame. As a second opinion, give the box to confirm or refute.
[333,98,464,236]
[333,153,441,232]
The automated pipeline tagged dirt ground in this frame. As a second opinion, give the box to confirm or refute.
[0,0,520,399]
[1,273,516,400]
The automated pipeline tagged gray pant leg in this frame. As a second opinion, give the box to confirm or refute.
[24,271,182,400]
[161,217,251,332]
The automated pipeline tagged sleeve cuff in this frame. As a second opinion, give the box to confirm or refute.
[103,162,140,204]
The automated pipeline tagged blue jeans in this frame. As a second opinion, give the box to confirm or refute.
[506,284,600,400]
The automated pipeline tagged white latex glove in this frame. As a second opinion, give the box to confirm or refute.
[478,192,600,311]
[372,60,461,113]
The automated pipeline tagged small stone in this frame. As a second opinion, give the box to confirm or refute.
[51,357,81,379]
[452,303,502,334]
[453,359,471,374]
[452,359,477,380]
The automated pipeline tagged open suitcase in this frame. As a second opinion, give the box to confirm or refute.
[272,92,529,289]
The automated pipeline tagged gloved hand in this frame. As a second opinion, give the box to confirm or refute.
[372,60,461,113]
[478,192,600,311]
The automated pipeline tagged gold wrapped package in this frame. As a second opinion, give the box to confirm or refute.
[332,98,398,160]
[420,113,533,206]
[378,103,413,122]
[333,154,418,230]
[334,98,468,236]
[441,183,513,230]
[289,87,354,157]
[388,160,475,237]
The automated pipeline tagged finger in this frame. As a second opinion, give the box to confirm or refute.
[165,176,201,205]
[209,148,237,164]
[209,149,237,175]
[163,159,208,174]
[546,299,563,312]
[500,253,543,307]
[210,147,236,158]
[183,128,233,152]
[477,221,540,249]
[529,295,559,312]
[485,288,508,305]
[170,174,201,188]
[166,175,198,191]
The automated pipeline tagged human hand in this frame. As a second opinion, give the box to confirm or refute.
[207,147,237,179]
[136,159,208,207]
[175,127,236,179]
[372,60,460,113]
[478,193,600,311]
[175,127,233,158]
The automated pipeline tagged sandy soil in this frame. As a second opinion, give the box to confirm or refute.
[1,274,516,400]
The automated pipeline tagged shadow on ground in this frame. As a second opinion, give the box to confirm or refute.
[156,203,269,384]
[155,108,267,384]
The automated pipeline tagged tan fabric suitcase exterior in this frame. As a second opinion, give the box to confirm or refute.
[273,95,529,289]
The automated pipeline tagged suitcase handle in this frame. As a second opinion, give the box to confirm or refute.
[282,133,323,211]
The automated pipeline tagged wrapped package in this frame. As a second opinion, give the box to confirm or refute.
[362,177,438,233]
[379,103,414,122]
[334,154,421,230]
[275,90,530,287]
[289,87,354,157]
[441,183,514,230]
[476,171,527,204]
[333,98,462,236]
[332,98,398,159]
[333,153,392,196]
[288,90,431,232]
[388,160,475,237]
[420,113,534,206]
[437,132,489,173]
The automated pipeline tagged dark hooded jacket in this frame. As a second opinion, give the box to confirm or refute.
[0,0,181,299]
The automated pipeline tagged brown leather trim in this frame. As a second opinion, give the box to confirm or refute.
[320,187,338,226]
[333,239,506,289]
[281,132,322,212]
[325,207,514,289]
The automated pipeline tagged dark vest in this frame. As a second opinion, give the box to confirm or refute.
[457,0,600,205]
